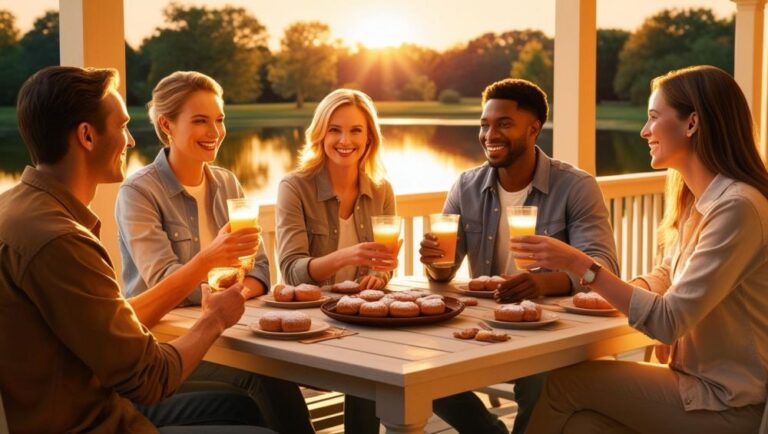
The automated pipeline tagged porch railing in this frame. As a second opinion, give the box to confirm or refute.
[259,171,667,285]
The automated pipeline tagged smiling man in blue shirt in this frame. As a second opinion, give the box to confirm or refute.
[420,78,619,434]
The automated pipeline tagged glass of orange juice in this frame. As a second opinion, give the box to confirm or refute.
[507,206,537,269]
[227,198,259,270]
[371,215,402,256]
[207,266,245,291]
[429,213,460,268]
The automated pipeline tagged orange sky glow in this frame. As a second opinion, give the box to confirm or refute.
[3,0,736,50]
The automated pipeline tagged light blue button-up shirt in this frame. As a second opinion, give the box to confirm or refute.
[427,147,619,292]
[116,148,270,305]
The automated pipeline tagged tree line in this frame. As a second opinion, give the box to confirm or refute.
[0,3,734,107]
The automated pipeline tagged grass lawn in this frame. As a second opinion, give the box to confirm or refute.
[2,100,647,131]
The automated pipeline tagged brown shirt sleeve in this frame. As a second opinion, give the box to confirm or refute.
[22,232,182,404]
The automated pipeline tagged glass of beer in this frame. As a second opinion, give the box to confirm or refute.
[429,213,460,268]
[507,206,537,269]
[227,198,259,271]
[372,215,402,257]
[207,266,245,291]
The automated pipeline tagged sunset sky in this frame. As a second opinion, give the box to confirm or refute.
[3,0,736,50]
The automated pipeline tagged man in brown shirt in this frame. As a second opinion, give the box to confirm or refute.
[0,67,271,433]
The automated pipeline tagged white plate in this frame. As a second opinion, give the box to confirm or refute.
[453,283,496,299]
[483,310,560,329]
[262,295,330,309]
[249,319,330,339]
[557,299,620,316]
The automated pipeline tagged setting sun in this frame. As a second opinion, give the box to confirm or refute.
[348,13,414,48]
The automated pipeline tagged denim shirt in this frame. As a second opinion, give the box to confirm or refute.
[427,147,619,292]
[116,148,270,305]
[276,166,396,286]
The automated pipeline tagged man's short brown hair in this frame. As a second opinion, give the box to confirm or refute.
[16,66,119,165]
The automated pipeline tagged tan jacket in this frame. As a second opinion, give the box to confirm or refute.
[631,174,768,411]
[276,166,395,285]
[0,168,181,433]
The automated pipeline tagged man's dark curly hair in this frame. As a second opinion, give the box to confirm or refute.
[481,78,549,126]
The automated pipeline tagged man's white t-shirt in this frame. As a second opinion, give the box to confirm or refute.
[493,181,532,275]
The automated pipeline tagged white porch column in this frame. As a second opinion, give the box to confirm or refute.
[553,0,597,175]
[732,0,766,160]
[59,0,126,274]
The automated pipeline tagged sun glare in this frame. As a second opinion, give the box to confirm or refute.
[349,13,414,49]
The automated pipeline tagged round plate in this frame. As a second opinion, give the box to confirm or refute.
[320,297,465,327]
[249,319,330,339]
[557,299,620,316]
[453,284,495,299]
[262,295,330,309]
[483,310,559,329]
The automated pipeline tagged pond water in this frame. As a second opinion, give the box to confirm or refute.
[0,119,653,199]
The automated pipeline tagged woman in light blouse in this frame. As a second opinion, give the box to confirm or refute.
[517,65,768,433]
[276,88,399,289]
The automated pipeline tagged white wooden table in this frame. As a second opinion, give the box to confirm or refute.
[152,277,655,433]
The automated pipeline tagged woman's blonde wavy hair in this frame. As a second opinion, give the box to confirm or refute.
[296,89,386,184]
[653,65,768,248]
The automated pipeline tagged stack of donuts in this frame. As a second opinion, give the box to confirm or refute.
[273,283,322,302]
[468,275,507,291]
[573,292,613,309]
[335,290,448,318]
[494,300,542,322]
[259,311,312,332]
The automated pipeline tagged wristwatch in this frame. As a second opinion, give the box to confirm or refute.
[579,261,603,285]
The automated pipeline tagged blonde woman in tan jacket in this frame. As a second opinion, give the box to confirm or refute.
[276,89,399,290]
[516,66,768,433]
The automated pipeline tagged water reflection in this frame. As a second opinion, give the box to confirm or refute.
[0,122,654,198]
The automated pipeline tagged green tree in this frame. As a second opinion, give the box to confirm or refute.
[596,29,630,102]
[614,8,734,104]
[510,40,553,99]
[18,11,60,80]
[268,21,337,108]
[0,10,24,105]
[141,2,268,103]
[399,74,436,101]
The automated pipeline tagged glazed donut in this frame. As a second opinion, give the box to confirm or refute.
[468,276,490,290]
[359,301,389,317]
[484,275,506,291]
[273,285,295,302]
[453,328,480,339]
[281,312,311,332]
[259,312,284,332]
[389,301,420,318]
[336,296,365,315]
[359,289,386,302]
[458,297,478,306]
[573,292,613,309]
[494,304,524,322]
[519,300,542,321]
[420,299,446,316]
[294,283,321,301]
[331,280,362,294]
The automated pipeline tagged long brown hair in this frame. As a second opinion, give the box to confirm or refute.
[653,65,768,247]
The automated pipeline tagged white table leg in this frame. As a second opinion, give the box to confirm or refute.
[375,383,432,434]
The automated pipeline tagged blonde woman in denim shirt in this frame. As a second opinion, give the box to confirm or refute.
[116,71,314,434]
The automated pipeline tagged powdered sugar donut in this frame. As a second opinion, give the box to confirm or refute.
[294,283,321,301]
[259,312,284,332]
[389,301,420,318]
[336,296,365,315]
[281,311,311,332]
[331,280,361,294]
[359,289,386,302]
[419,299,446,316]
[359,301,389,317]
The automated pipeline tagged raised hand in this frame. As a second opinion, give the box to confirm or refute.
[418,233,446,265]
